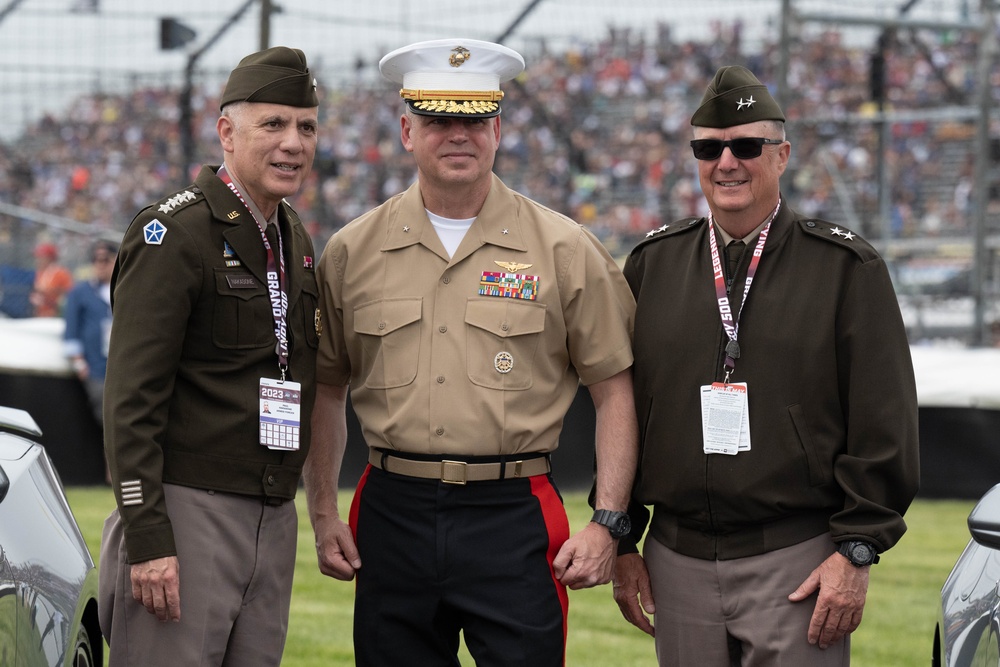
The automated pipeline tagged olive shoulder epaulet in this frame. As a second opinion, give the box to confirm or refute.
[630,217,704,255]
[797,218,881,262]
[135,186,205,222]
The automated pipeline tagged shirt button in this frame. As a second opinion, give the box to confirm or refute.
[435,427,445,436]
[501,322,510,331]
[439,325,448,333]
[378,321,386,330]
[442,276,451,284]
[436,375,445,384]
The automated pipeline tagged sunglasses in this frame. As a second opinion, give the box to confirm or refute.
[690,137,784,161]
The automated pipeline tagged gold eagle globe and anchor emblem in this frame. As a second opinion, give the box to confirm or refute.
[449,46,471,67]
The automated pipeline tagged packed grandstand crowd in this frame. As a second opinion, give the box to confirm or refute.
[0,21,986,277]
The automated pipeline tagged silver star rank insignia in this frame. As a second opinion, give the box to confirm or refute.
[737,96,755,110]
[157,190,196,214]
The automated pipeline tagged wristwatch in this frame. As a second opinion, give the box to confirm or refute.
[837,540,880,567]
[591,509,631,539]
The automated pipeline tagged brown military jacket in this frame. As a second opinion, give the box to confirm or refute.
[622,202,920,560]
[105,165,319,563]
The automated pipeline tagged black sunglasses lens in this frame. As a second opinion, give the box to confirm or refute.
[730,138,764,159]
[690,138,767,160]
[691,140,722,160]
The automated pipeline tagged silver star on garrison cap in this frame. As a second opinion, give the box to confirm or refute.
[737,96,756,111]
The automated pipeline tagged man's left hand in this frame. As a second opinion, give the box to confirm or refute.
[553,522,615,590]
[788,551,869,649]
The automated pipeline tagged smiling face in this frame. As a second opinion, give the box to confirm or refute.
[400,110,500,212]
[217,101,319,219]
[694,119,789,237]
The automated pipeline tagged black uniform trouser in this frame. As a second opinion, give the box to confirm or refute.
[349,464,570,667]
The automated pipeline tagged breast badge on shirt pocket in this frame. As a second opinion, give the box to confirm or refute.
[353,297,422,389]
[465,298,545,390]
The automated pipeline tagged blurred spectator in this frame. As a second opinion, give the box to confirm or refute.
[63,239,116,428]
[0,20,988,270]
[29,242,73,317]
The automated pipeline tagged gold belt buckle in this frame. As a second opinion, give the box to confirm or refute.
[440,460,468,485]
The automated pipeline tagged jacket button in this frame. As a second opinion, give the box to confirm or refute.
[267,475,276,485]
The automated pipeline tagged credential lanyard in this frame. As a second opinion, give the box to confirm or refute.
[708,201,780,382]
[217,165,290,377]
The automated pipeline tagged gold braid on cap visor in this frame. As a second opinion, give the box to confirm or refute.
[401,88,504,114]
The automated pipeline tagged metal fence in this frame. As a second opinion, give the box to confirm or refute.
[0,0,997,343]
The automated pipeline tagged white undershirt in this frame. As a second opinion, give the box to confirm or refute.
[427,210,475,258]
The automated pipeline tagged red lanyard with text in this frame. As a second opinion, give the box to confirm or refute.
[708,201,780,382]
[217,165,291,377]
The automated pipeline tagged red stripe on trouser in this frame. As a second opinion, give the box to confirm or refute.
[347,463,371,593]
[348,463,371,538]
[530,475,570,664]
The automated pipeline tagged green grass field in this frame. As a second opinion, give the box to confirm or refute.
[66,487,975,666]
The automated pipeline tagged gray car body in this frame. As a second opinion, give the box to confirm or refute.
[937,483,1000,667]
[0,406,101,667]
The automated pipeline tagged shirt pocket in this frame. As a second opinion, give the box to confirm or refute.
[465,298,546,390]
[212,269,275,349]
[354,297,422,389]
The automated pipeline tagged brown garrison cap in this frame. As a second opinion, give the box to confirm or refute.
[220,46,319,110]
[691,65,784,128]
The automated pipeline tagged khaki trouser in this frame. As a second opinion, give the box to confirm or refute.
[645,532,851,667]
[99,483,297,666]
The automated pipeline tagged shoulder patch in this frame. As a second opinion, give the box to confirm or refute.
[142,220,167,245]
[797,218,880,261]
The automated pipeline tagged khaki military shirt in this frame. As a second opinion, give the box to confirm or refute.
[316,174,634,456]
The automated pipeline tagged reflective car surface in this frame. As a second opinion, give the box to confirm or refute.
[935,483,1000,667]
[0,406,101,666]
